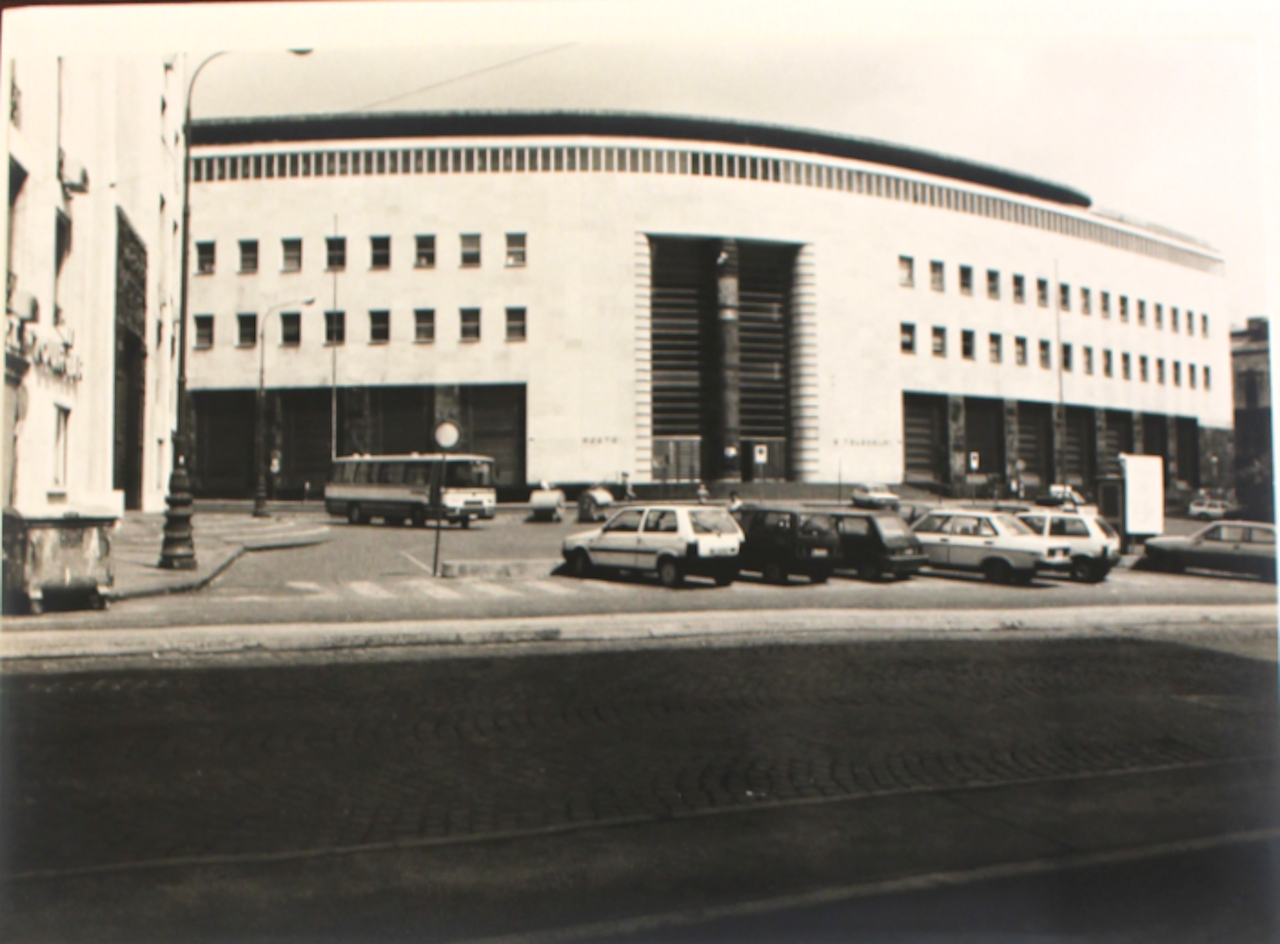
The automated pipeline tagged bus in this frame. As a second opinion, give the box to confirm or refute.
[324,454,497,527]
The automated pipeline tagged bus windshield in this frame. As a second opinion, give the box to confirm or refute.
[445,459,494,489]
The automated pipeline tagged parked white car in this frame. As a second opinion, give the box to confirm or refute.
[563,504,743,587]
[850,483,901,509]
[910,509,1071,585]
[1187,496,1239,521]
[1018,510,1121,582]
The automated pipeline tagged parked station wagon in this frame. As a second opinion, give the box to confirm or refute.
[910,509,1071,585]
[825,510,925,581]
[563,504,742,587]
[731,504,841,584]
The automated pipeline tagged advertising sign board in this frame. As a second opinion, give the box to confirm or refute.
[1119,453,1164,536]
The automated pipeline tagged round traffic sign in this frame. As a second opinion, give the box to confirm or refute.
[435,420,460,450]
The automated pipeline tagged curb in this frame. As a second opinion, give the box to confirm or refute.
[3,603,1274,663]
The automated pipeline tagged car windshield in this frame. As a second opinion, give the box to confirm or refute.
[445,460,494,488]
[1095,518,1118,538]
[799,514,834,535]
[996,514,1034,535]
[873,514,908,536]
[690,509,737,534]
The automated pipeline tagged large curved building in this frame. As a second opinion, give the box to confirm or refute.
[185,111,1230,500]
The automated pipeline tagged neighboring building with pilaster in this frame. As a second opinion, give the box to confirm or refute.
[182,112,1232,500]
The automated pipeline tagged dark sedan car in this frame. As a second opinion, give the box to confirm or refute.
[826,510,925,581]
[732,504,841,584]
[1143,521,1276,582]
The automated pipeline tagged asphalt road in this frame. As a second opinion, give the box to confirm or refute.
[3,621,1277,942]
[6,514,1274,632]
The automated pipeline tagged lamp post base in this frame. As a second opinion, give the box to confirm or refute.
[159,456,197,570]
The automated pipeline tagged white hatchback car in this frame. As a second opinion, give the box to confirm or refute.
[563,504,743,587]
[1018,511,1121,582]
[910,509,1071,585]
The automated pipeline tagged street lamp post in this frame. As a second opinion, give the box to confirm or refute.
[159,50,226,570]
[254,298,316,517]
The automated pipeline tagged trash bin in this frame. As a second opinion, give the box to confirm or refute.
[2,509,115,614]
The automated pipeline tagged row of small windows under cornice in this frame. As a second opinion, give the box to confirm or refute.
[897,256,1211,340]
[190,143,1221,274]
[899,323,1212,390]
[193,233,526,275]
[191,307,528,349]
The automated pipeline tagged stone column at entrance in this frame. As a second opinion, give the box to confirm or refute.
[1132,412,1144,458]
[947,395,966,493]
[714,239,741,485]
[1003,399,1020,497]
[1095,408,1108,480]
[1166,415,1179,485]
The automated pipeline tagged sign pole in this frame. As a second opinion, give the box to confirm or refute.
[431,420,461,577]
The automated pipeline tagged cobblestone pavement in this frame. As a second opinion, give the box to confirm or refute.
[2,632,1276,881]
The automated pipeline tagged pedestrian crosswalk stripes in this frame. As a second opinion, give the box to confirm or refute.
[404,579,464,601]
[348,581,396,599]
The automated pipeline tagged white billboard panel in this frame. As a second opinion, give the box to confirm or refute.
[1119,453,1164,536]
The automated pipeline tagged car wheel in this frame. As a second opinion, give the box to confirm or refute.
[658,557,684,589]
[858,562,882,582]
[568,549,593,578]
[810,569,830,585]
[984,559,1013,585]
[347,504,364,526]
[387,516,405,527]
[1069,557,1095,582]
[1012,569,1035,586]
[762,562,788,585]
[460,516,471,530]
[714,568,738,587]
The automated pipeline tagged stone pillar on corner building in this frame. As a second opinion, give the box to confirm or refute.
[1166,415,1179,487]
[1051,403,1067,486]
[1003,399,1020,497]
[713,239,742,486]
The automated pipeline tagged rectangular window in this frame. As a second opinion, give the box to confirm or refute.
[1171,307,1179,331]
[932,326,946,357]
[370,236,390,269]
[282,238,302,272]
[1015,336,1028,366]
[1059,283,1070,311]
[1189,364,1197,388]
[1013,274,1025,304]
[196,241,215,275]
[53,406,69,488]
[1204,366,1211,390]
[1173,361,1181,386]
[1101,291,1111,318]
[1083,346,1093,375]
[505,233,527,267]
[326,237,346,270]
[900,322,915,353]
[1186,312,1194,337]
[989,332,1002,363]
[1157,358,1165,384]
[1036,278,1049,308]
[1137,299,1146,325]
[369,310,389,343]
[961,329,975,360]
[1081,287,1091,315]
[959,265,973,296]
[1201,313,1209,337]
[505,306,527,341]
[239,239,258,274]
[987,269,999,300]
[325,310,345,345]
[1139,355,1149,382]
[1039,339,1051,369]
[194,314,214,349]
[461,234,481,267]
[930,260,944,292]
[1061,342,1073,372]
[237,313,257,347]
[1120,296,1129,322]
[280,312,301,346]
[415,235,435,268]
[414,309,435,343]
[1122,352,1131,380]
[1155,303,1163,328]
[1103,349,1113,377]
[460,307,481,341]
[898,255,914,288]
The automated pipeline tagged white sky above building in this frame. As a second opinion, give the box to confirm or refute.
[4,0,1277,328]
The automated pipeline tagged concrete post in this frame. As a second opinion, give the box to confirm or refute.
[714,239,741,485]
[947,395,966,494]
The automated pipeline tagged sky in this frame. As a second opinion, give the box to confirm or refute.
[5,0,1277,329]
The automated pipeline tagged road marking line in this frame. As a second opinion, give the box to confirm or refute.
[404,579,463,601]
[524,580,577,596]
[347,581,395,599]
[286,581,325,594]
[470,581,521,598]
[399,550,435,573]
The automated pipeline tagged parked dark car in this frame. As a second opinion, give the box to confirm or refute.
[732,504,841,584]
[826,510,926,581]
[1143,521,1276,582]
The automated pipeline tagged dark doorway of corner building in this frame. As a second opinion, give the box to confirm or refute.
[648,235,797,484]
[1142,413,1168,466]
[112,210,147,510]
[963,397,1004,481]
[1176,416,1200,489]
[1063,406,1097,492]
[1016,401,1054,492]
[191,390,255,497]
[1100,410,1135,479]
[902,392,948,489]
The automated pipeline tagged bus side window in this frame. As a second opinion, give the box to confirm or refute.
[405,462,429,486]
[354,462,372,484]
[380,462,404,484]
